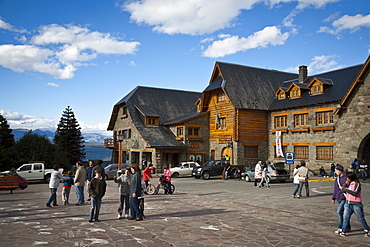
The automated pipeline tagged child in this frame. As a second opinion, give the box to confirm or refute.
[163,166,172,194]
[339,172,370,237]
[88,169,107,222]
[114,167,130,219]
[62,170,74,205]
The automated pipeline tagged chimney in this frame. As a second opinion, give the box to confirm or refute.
[299,65,307,83]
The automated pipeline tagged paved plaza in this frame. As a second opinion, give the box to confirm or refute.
[0,177,369,246]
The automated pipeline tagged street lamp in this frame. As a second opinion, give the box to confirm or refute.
[117,133,124,171]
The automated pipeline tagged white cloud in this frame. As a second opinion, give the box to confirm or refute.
[318,14,370,35]
[0,22,140,79]
[0,18,27,33]
[129,60,137,66]
[47,82,60,87]
[285,54,343,74]
[202,26,289,58]
[0,109,110,135]
[295,0,339,9]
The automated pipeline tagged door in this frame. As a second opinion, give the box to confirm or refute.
[17,164,34,180]
[211,160,224,176]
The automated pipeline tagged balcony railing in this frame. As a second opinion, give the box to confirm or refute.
[104,138,115,149]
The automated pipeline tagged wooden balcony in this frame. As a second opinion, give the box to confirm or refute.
[104,138,115,149]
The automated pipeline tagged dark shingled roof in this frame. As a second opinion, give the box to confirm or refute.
[268,64,363,110]
[207,62,297,110]
[112,86,202,147]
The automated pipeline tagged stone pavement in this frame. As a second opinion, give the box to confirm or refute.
[0,179,369,247]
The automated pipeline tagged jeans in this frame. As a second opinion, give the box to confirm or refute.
[342,203,370,232]
[298,180,309,197]
[360,170,367,180]
[118,195,130,216]
[259,177,269,187]
[130,196,143,219]
[76,186,85,205]
[89,197,102,221]
[225,170,229,180]
[336,200,351,231]
[46,188,57,206]
[292,183,300,196]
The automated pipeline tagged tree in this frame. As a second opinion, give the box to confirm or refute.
[54,106,85,169]
[11,131,67,168]
[0,113,15,171]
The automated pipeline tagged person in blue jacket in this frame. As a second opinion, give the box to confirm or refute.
[62,170,74,205]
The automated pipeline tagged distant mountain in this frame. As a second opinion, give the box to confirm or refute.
[12,128,111,144]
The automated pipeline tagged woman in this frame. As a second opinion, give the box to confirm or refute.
[292,165,300,198]
[128,165,143,221]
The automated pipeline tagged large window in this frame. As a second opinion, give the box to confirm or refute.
[294,114,308,127]
[217,93,226,102]
[294,146,309,159]
[316,111,333,126]
[188,127,200,137]
[317,146,333,160]
[274,115,287,128]
[245,146,258,158]
[217,117,226,130]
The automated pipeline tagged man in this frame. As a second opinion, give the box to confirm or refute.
[86,160,94,202]
[332,165,351,235]
[74,161,87,206]
[93,160,106,180]
[224,162,231,180]
[297,161,309,198]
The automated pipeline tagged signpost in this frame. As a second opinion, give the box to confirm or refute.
[285,152,295,174]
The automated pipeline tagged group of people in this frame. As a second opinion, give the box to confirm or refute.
[254,161,270,188]
[350,158,368,183]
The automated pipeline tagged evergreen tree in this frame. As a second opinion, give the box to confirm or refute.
[54,106,85,169]
[0,113,15,171]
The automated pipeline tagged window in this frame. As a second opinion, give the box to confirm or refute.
[274,146,287,158]
[188,127,200,137]
[245,146,258,158]
[34,164,42,170]
[20,165,31,171]
[274,115,287,128]
[217,117,226,130]
[217,93,226,102]
[278,91,286,100]
[316,111,333,126]
[290,89,301,98]
[177,127,183,137]
[146,117,158,126]
[310,82,323,95]
[294,114,308,127]
[123,129,131,138]
[294,146,309,159]
[317,146,333,160]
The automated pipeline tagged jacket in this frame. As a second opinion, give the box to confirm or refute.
[293,168,300,184]
[142,167,152,181]
[164,169,172,182]
[297,166,309,181]
[49,170,66,189]
[129,172,142,197]
[88,177,107,199]
[86,166,94,181]
[74,167,86,187]
[114,174,130,195]
[342,181,362,205]
[254,163,262,179]
[62,175,74,187]
[332,174,347,202]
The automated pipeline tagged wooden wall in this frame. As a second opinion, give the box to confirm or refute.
[236,109,268,142]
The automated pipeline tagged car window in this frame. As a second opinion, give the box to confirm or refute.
[19,165,31,171]
[183,164,189,168]
[190,164,195,168]
[34,164,42,170]
[215,161,221,166]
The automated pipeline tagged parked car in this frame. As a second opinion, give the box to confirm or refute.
[104,163,130,179]
[192,160,244,180]
[170,162,200,178]
[0,172,28,190]
[244,162,290,183]
[4,163,63,183]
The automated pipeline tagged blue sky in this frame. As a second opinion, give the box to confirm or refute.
[0,0,369,136]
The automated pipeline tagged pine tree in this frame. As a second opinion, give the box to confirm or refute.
[54,106,85,169]
[0,113,15,171]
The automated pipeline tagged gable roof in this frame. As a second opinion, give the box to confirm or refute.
[269,64,364,110]
[203,62,297,110]
[108,86,202,147]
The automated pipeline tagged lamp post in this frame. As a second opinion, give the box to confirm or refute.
[117,133,124,171]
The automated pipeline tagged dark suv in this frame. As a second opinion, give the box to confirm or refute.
[192,160,244,180]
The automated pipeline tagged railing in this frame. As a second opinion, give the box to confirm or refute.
[104,138,115,149]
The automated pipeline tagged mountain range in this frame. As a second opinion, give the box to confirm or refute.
[12,128,111,144]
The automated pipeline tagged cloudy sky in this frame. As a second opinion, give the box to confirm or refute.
[0,0,369,135]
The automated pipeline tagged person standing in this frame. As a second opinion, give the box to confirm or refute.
[62,170,74,205]
[259,164,270,188]
[330,163,336,178]
[114,167,131,219]
[86,160,94,202]
[292,165,300,198]
[88,169,107,222]
[128,165,143,221]
[74,161,87,206]
[224,162,231,180]
[297,161,309,198]
[359,160,368,183]
[339,172,370,237]
[254,161,262,187]
[46,165,68,207]
[332,165,351,235]
[163,165,172,194]
[93,160,106,180]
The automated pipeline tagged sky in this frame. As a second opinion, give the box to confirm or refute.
[0,0,369,136]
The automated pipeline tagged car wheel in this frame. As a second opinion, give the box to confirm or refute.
[244,175,251,182]
[172,172,179,178]
[202,171,210,180]
[44,174,51,183]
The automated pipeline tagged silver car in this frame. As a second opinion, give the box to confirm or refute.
[244,162,290,183]
[170,162,200,178]
[104,163,130,179]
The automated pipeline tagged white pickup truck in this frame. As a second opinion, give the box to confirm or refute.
[15,163,63,183]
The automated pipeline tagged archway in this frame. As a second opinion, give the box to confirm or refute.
[221,147,231,163]
[358,132,370,163]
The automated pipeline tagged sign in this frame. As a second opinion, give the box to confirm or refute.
[285,152,295,164]
[276,131,284,157]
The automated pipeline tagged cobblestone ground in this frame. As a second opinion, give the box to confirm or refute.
[0,180,369,247]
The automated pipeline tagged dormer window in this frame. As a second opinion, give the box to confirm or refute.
[307,78,331,96]
[311,82,323,95]
[217,92,226,102]
[145,116,159,126]
[275,88,286,100]
[290,88,301,98]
